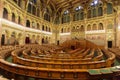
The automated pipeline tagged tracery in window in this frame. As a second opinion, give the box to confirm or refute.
[87,0,103,18]
[3,8,8,19]
[74,6,84,21]
[62,10,70,23]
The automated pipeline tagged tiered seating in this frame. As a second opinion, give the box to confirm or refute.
[0,41,118,80]
[108,48,120,59]
[93,48,103,61]
[11,47,115,70]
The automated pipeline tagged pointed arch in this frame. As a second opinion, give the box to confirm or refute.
[3,8,8,19]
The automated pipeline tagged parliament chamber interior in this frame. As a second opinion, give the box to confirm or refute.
[0,0,120,80]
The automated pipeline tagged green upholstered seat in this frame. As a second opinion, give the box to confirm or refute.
[111,66,120,72]
[88,69,101,75]
[100,68,112,74]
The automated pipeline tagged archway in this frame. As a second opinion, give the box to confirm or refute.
[25,34,30,44]
[42,38,44,44]
[3,8,8,19]
[1,34,5,45]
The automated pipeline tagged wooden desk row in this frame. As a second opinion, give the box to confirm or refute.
[0,45,117,80]
[23,48,103,63]
[11,48,115,69]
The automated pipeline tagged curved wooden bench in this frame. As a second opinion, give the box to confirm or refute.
[11,48,113,69]
[0,45,117,80]
[22,49,93,63]
[102,49,116,67]
[108,48,120,59]
[93,48,103,61]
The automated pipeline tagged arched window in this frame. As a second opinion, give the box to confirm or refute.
[32,22,35,28]
[87,25,91,31]
[93,8,97,17]
[61,28,63,33]
[12,13,15,22]
[80,25,84,31]
[18,16,21,24]
[92,24,97,30]
[32,6,36,15]
[87,0,103,18]
[90,0,99,6]
[3,8,8,19]
[44,13,50,22]
[27,1,37,16]
[62,10,70,23]
[72,26,75,30]
[26,20,30,27]
[68,28,70,32]
[37,23,39,29]
[87,9,91,18]
[42,25,44,31]
[46,26,48,31]
[44,8,50,22]
[98,7,103,16]
[74,6,84,21]
[49,27,51,32]
[64,28,66,33]
[107,3,113,14]
[27,3,32,13]
[98,23,103,30]
[37,8,40,17]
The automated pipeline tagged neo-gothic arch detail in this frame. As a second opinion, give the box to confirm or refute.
[73,4,84,11]
[98,23,104,30]
[32,21,36,28]
[18,33,22,38]
[87,24,91,31]
[92,24,97,30]
[61,9,69,16]
[47,6,53,15]
[36,0,42,9]
[3,5,11,14]
[43,7,51,17]
[11,9,18,17]
[26,17,32,23]
[26,33,30,37]
[11,31,17,38]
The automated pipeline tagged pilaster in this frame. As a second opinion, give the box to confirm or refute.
[0,0,4,46]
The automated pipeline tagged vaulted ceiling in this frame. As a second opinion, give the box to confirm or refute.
[42,0,92,13]
[25,0,120,17]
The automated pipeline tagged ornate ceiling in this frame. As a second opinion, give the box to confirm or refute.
[51,0,90,9]
[44,0,92,13]
[26,0,120,16]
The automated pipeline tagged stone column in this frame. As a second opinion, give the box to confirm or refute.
[116,11,120,48]
[84,9,87,39]
[0,0,4,46]
[21,11,27,45]
[8,13,12,21]
[15,15,18,24]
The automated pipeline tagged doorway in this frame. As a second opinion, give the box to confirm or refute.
[108,41,112,48]
[57,40,59,45]
[42,38,44,44]
[25,37,30,44]
[1,34,5,45]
